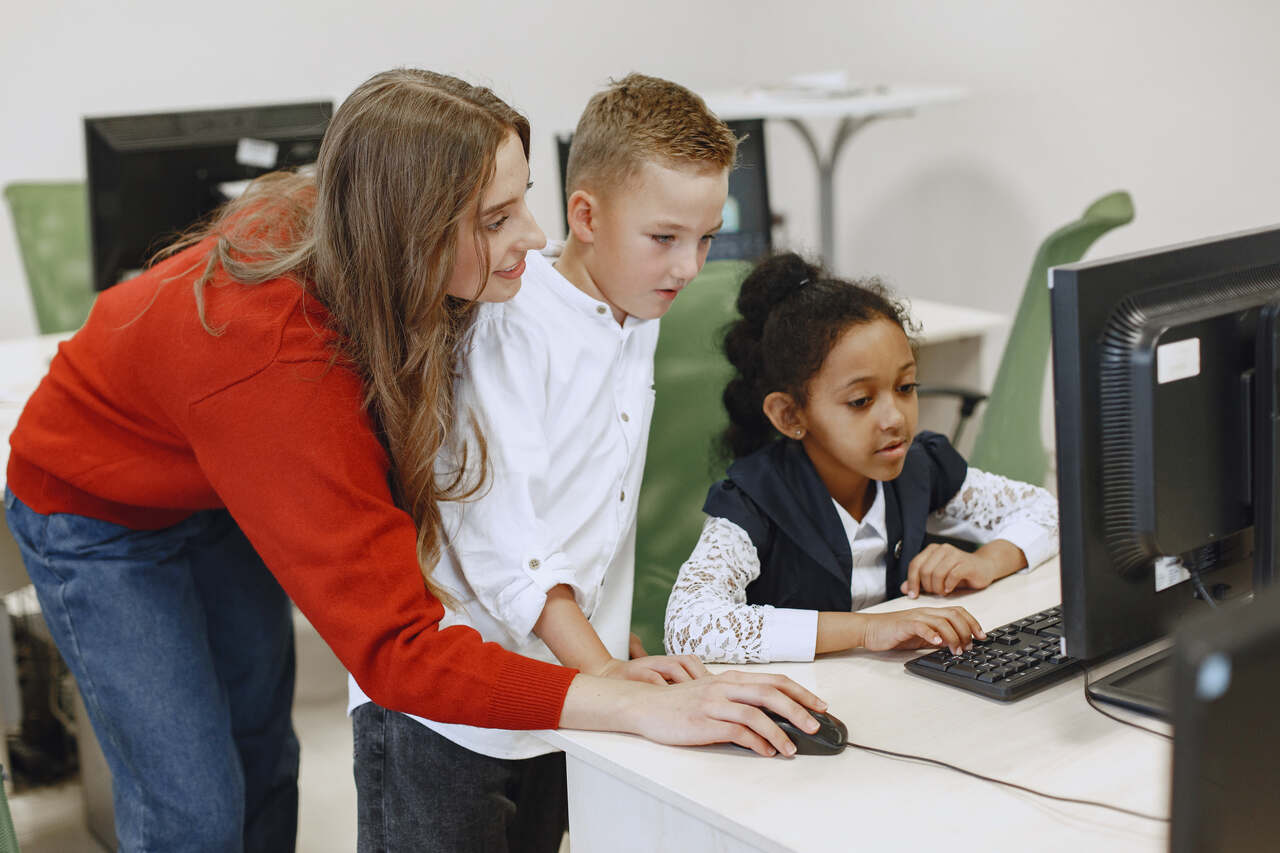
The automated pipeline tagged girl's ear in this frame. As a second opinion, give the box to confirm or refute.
[762,391,806,440]
[565,189,598,244]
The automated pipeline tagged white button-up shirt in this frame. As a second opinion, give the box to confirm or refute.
[348,246,658,759]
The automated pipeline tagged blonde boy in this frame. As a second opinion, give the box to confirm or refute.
[348,73,736,850]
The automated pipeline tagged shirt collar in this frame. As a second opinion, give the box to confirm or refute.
[530,243,654,332]
[830,481,887,545]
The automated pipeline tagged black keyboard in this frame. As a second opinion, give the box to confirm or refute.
[904,605,1082,701]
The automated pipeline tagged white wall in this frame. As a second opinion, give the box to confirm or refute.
[3,0,1278,339]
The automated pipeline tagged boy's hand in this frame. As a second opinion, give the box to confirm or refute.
[594,654,710,685]
[900,543,1001,598]
[860,607,985,656]
[628,632,648,659]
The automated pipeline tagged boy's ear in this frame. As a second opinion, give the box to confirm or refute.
[762,392,806,439]
[565,189,598,244]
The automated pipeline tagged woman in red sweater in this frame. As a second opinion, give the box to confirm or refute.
[4,69,824,852]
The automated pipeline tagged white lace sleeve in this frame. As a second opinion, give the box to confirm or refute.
[928,467,1060,570]
[663,517,818,663]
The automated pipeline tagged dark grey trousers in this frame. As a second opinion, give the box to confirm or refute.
[352,703,568,853]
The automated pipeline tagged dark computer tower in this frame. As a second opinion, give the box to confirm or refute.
[1170,587,1280,852]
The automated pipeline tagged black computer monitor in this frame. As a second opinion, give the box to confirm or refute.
[85,101,332,291]
[555,118,773,263]
[1170,585,1280,853]
[1050,225,1280,716]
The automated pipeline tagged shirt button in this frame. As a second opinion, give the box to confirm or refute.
[619,490,626,502]
[620,412,630,422]
[596,305,607,315]
[528,558,541,570]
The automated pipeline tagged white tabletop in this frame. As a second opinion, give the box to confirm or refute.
[702,85,968,122]
[909,296,1006,346]
[0,332,69,481]
[542,561,1171,851]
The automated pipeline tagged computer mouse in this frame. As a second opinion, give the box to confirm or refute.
[764,709,848,755]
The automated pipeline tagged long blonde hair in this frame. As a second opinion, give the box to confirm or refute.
[162,68,529,600]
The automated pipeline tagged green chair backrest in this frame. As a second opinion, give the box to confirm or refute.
[966,191,1135,485]
[633,260,751,652]
[4,181,97,334]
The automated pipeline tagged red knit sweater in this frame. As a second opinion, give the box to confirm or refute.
[7,240,576,729]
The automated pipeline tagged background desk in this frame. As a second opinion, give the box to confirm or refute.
[0,332,67,594]
[701,86,967,268]
[909,297,1006,442]
[542,562,1171,852]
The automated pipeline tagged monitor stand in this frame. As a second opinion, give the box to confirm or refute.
[1086,647,1174,720]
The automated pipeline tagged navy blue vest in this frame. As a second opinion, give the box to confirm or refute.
[701,431,968,612]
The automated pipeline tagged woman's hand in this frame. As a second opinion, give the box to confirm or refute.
[593,654,709,685]
[859,607,985,656]
[900,540,1026,598]
[561,670,829,757]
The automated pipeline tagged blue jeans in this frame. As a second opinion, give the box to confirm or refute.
[352,703,568,853]
[4,488,298,853]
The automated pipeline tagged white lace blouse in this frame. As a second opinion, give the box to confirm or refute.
[663,467,1059,663]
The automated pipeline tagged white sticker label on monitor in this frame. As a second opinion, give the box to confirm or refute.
[236,137,279,170]
[1157,337,1200,384]
[1154,555,1190,592]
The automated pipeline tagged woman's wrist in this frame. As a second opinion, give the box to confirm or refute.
[558,673,653,732]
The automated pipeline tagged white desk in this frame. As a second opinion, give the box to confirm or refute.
[701,86,967,267]
[0,332,68,594]
[909,297,1007,441]
[542,561,1171,852]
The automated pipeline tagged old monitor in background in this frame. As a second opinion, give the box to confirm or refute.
[1050,225,1280,717]
[85,101,332,291]
[555,118,773,263]
[1170,585,1280,853]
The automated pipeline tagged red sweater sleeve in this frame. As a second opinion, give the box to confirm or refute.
[184,355,576,728]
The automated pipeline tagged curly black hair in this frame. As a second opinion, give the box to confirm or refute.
[719,252,917,461]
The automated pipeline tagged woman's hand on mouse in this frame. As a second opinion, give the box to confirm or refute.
[900,540,1028,598]
[592,654,710,685]
[856,607,985,656]
[561,670,828,757]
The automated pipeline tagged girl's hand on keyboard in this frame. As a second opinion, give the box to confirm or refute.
[900,540,1027,598]
[860,607,985,656]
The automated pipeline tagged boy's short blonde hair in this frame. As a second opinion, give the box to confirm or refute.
[565,73,737,199]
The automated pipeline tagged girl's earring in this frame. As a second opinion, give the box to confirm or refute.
[794,430,803,438]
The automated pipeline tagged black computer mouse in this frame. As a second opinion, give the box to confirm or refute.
[764,709,848,755]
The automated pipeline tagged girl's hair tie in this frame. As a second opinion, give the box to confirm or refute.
[796,277,810,288]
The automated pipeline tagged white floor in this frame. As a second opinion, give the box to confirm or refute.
[8,613,358,852]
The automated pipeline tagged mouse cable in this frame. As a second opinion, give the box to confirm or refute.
[1081,662,1173,740]
[841,739,1169,823]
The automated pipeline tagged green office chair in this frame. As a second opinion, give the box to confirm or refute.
[0,773,16,853]
[3,181,97,334]
[921,190,1135,487]
[632,260,750,652]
